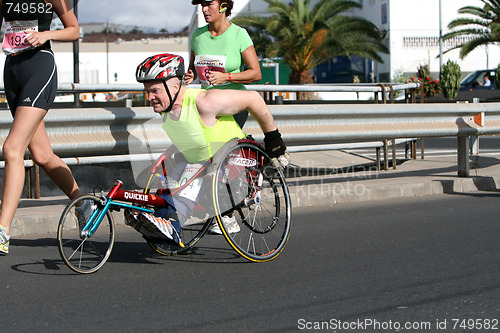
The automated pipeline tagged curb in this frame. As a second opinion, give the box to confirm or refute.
[12,206,127,238]
[288,174,500,208]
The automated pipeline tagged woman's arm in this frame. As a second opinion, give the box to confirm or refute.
[24,0,79,47]
[184,49,198,85]
[231,45,262,83]
[207,45,262,86]
[0,1,3,31]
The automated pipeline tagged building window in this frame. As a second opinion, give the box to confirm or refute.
[403,36,474,48]
[381,3,387,24]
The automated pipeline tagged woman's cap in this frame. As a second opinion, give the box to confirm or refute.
[191,0,215,4]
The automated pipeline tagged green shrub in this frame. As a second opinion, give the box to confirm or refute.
[392,68,406,98]
[417,64,430,79]
[440,60,462,100]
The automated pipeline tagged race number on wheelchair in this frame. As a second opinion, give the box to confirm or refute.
[178,163,204,201]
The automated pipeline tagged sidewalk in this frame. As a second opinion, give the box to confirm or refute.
[11,150,500,237]
[286,150,500,206]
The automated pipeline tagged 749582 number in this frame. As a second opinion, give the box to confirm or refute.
[5,2,53,15]
[452,319,498,330]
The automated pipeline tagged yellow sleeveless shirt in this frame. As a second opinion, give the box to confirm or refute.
[162,88,245,163]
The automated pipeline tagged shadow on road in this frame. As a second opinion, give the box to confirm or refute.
[10,235,247,275]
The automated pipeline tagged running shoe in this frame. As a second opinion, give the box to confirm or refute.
[138,212,184,247]
[0,225,10,255]
[209,215,240,235]
[75,199,94,239]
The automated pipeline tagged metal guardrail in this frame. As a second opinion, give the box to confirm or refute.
[0,82,422,104]
[0,107,170,157]
[1,102,498,176]
[47,82,419,93]
[53,82,420,98]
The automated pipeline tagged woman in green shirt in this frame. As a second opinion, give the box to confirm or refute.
[185,0,261,128]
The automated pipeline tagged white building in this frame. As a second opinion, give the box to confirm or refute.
[354,0,500,81]
[0,20,186,86]
[0,0,496,86]
[51,38,189,85]
[0,37,189,86]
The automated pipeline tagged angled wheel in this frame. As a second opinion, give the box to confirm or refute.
[145,216,212,256]
[57,195,115,274]
[212,141,292,262]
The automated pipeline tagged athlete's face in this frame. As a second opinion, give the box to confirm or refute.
[201,0,223,23]
[144,79,179,113]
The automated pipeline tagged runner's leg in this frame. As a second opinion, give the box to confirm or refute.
[28,119,82,200]
[0,107,46,234]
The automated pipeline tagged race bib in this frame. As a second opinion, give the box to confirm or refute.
[178,163,204,202]
[194,55,229,88]
[2,20,38,55]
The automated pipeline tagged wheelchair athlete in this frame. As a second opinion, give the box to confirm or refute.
[125,53,289,246]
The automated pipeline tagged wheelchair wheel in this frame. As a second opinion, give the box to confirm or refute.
[212,141,292,262]
[145,217,212,256]
[57,195,115,274]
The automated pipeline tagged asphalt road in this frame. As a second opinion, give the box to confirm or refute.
[2,192,499,332]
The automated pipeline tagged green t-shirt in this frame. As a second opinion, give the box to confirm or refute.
[162,89,245,163]
[190,23,253,90]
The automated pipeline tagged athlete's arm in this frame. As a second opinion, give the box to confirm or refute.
[24,0,79,47]
[0,0,4,31]
[184,49,197,85]
[226,45,261,84]
[206,46,261,86]
[196,89,277,132]
[0,1,3,31]
[197,88,289,168]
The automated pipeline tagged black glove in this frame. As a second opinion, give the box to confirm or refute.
[264,129,290,168]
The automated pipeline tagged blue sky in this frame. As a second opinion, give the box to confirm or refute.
[77,0,195,32]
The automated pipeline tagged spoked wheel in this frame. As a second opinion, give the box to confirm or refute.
[142,151,211,255]
[145,216,212,256]
[57,195,115,274]
[212,141,291,262]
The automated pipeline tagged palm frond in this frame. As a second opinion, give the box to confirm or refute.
[232,0,388,83]
[445,0,500,58]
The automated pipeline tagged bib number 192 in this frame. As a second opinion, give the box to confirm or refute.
[8,34,29,47]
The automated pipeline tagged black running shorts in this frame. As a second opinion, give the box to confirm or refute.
[3,48,58,116]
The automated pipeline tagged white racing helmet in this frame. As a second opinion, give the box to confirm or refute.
[136,54,186,112]
[136,53,185,83]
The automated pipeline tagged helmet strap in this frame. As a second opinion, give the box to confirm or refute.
[162,80,181,113]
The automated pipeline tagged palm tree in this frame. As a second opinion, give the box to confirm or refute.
[443,0,500,59]
[232,0,389,84]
